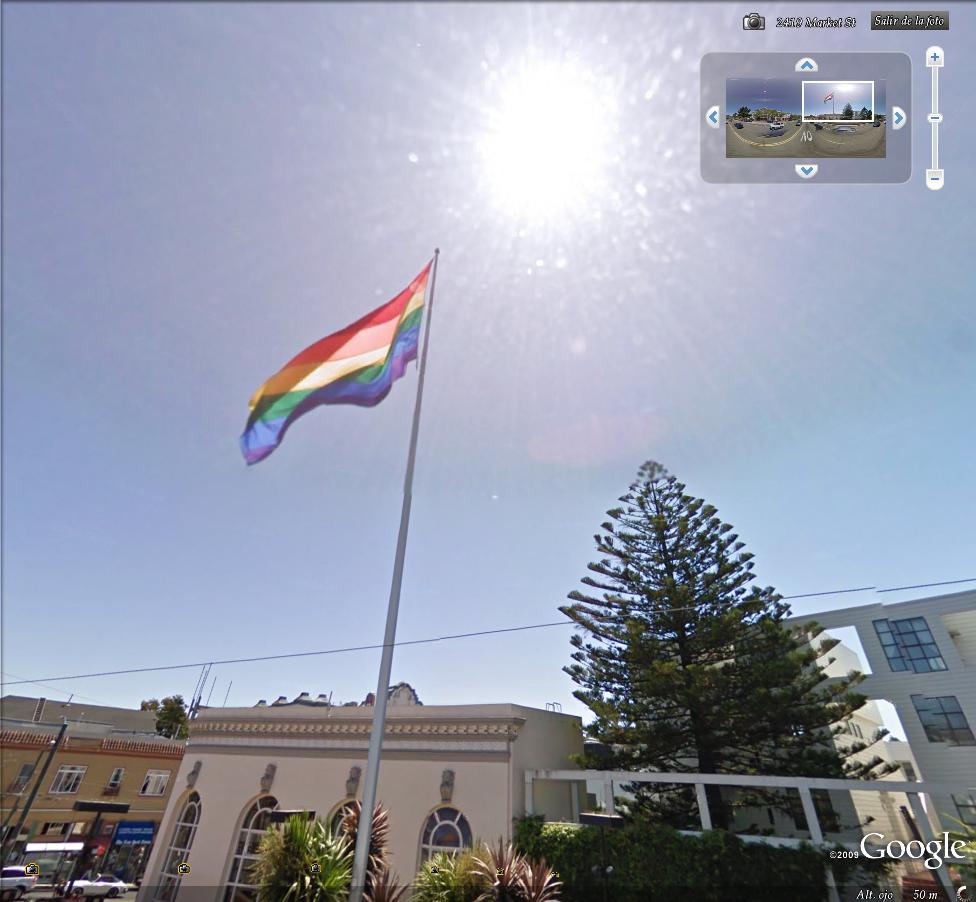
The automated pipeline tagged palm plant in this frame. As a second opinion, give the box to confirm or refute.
[338,800,391,895]
[516,858,562,902]
[472,840,527,901]
[363,867,409,902]
[252,813,352,902]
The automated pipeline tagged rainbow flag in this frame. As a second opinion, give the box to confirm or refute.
[240,261,432,465]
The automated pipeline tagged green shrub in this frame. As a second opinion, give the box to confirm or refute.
[412,850,484,902]
[252,814,352,902]
[513,816,889,902]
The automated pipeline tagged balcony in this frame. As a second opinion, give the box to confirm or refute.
[101,786,121,797]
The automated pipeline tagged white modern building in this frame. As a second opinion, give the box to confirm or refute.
[788,589,976,832]
[136,684,583,901]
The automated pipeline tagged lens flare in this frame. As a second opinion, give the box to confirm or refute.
[478,61,616,221]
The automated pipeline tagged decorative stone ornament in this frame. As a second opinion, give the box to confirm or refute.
[187,760,202,788]
[260,762,277,792]
[440,769,455,803]
[346,766,362,797]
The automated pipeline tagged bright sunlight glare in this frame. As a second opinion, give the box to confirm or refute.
[479,62,616,221]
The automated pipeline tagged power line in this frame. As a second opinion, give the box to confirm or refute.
[0,671,107,705]
[4,577,973,688]
[876,577,976,594]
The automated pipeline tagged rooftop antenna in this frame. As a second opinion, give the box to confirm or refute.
[204,673,218,707]
[188,662,212,719]
[222,681,233,707]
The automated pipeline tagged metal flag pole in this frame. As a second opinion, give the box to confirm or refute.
[348,248,440,902]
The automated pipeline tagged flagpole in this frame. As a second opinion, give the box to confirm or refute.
[348,248,440,902]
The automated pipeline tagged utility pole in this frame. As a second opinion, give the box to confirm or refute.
[2,720,68,864]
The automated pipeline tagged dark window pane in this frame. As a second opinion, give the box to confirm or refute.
[431,824,461,848]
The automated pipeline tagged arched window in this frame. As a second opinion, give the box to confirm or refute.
[419,806,473,861]
[223,796,278,902]
[154,792,201,902]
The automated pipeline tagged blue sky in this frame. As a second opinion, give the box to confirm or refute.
[802,80,876,115]
[3,3,974,730]
[727,78,803,115]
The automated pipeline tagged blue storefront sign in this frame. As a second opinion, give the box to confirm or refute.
[112,821,156,846]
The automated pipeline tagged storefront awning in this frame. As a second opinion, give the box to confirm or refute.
[24,842,85,852]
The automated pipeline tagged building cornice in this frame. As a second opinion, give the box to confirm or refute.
[190,717,524,741]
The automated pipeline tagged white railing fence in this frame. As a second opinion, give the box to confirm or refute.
[525,769,968,902]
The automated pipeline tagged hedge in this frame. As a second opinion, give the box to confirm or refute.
[513,816,890,902]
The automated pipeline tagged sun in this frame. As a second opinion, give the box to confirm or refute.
[478,61,615,221]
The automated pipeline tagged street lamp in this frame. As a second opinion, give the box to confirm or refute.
[579,812,624,902]
[65,801,130,894]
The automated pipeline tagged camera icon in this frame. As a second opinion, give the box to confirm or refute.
[176,862,190,876]
[743,12,765,30]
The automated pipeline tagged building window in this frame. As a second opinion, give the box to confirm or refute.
[223,796,278,901]
[912,695,976,745]
[141,770,172,796]
[954,794,976,828]
[154,792,201,902]
[8,763,35,794]
[419,807,473,861]
[108,768,125,789]
[41,822,71,836]
[901,763,917,781]
[874,618,947,673]
[50,765,87,794]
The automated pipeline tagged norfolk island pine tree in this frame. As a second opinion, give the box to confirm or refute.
[561,461,892,830]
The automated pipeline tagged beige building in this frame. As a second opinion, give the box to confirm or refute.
[1,696,185,884]
[138,684,583,901]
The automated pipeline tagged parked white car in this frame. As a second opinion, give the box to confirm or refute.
[0,866,38,900]
[66,874,131,897]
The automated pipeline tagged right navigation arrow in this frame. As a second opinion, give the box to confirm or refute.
[892,106,907,130]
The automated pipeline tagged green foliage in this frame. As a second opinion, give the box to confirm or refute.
[411,845,561,902]
[736,106,751,119]
[947,816,976,884]
[252,814,352,902]
[412,851,485,902]
[513,817,889,902]
[842,102,854,119]
[140,695,189,739]
[561,461,887,826]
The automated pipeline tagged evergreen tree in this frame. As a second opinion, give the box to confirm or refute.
[842,102,855,119]
[561,462,888,828]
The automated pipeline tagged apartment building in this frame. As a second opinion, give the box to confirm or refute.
[788,589,976,831]
[1,696,185,884]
